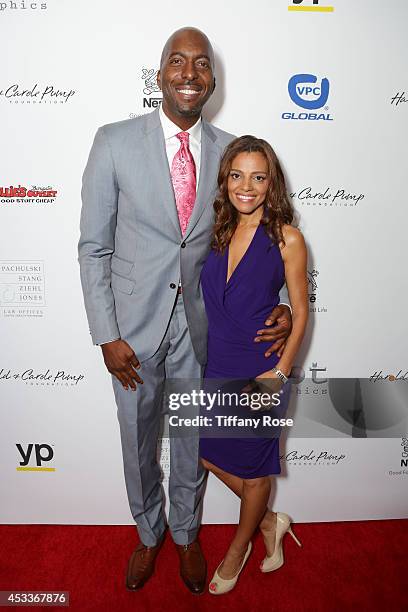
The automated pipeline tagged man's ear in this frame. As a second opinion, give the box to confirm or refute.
[157,70,162,91]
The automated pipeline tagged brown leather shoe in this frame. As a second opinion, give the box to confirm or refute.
[126,536,164,591]
[175,540,207,595]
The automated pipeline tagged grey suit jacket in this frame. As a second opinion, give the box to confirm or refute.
[78,108,289,365]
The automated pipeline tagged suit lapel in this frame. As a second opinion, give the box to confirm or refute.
[143,109,182,239]
[184,120,220,240]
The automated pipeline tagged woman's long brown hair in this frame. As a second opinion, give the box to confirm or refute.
[212,135,295,253]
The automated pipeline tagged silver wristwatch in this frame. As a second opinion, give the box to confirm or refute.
[271,367,288,384]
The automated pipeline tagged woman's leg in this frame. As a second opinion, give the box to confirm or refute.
[202,458,277,554]
[201,457,243,496]
[202,458,276,577]
[216,475,270,578]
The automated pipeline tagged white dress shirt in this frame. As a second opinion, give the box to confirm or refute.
[159,104,202,187]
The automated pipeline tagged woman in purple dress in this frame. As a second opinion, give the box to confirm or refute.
[200,135,308,594]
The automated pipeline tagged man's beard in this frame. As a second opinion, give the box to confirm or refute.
[176,105,202,117]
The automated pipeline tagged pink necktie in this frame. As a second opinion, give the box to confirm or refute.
[170,132,196,235]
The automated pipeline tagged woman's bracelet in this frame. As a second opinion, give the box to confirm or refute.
[271,367,289,384]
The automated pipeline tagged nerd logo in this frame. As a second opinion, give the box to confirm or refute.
[401,437,408,468]
[16,443,55,472]
[282,74,333,121]
[141,68,162,109]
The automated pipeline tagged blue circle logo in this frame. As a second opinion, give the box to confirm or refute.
[288,74,330,109]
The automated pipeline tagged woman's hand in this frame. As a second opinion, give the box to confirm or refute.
[241,369,283,410]
[255,369,284,393]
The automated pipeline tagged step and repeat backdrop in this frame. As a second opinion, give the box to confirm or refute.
[1,0,407,524]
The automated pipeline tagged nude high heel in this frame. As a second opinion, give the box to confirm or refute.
[260,512,301,573]
[209,541,252,595]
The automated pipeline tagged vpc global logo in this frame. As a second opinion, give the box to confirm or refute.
[282,74,333,121]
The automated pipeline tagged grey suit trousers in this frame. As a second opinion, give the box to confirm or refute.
[112,293,205,546]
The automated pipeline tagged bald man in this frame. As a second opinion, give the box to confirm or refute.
[78,27,292,593]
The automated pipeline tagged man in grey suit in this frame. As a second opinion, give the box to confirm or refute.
[78,27,292,594]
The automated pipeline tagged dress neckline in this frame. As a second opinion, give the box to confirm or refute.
[225,223,262,288]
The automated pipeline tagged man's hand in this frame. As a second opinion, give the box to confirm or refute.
[254,304,292,358]
[101,339,143,391]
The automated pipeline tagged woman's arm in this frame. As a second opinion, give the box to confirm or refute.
[258,225,308,379]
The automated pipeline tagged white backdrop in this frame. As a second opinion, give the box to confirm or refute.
[1,0,407,524]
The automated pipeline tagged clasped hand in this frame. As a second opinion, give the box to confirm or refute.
[254,303,292,357]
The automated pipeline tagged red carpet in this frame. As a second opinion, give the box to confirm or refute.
[0,521,406,611]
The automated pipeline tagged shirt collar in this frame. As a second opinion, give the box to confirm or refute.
[159,104,202,146]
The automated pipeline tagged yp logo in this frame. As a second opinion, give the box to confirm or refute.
[282,74,333,121]
[288,1,334,12]
[16,443,55,472]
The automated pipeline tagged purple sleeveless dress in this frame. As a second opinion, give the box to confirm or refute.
[199,223,289,478]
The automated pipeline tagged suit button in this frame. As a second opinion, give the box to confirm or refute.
[169,283,176,289]
[181,242,186,248]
